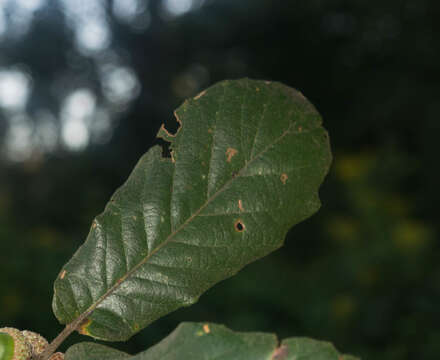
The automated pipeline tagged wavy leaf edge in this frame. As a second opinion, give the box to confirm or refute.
[53,78,332,342]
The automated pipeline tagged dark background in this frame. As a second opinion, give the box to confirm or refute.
[1,1,439,359]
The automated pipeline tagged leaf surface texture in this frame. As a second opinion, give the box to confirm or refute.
[53,79,332,341]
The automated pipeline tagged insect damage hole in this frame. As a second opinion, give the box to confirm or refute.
[234,219,245,232]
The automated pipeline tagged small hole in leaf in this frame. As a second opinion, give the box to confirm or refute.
[234,219,245,232]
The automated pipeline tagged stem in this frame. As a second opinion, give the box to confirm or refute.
[36,314,90,360]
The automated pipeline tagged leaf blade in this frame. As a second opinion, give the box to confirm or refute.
[65,342,129,360]
[64,323,359,360]
[53,79,332,341]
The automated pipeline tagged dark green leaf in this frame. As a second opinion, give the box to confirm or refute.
[65,323,359,360]
[53,79,332,341]
[65,342,129,360]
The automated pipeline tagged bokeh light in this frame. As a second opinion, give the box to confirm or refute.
[0,68,32,111]
[101,65,141,105]
[59,0,111,55]
[0,0,47,39]
[161,0,205,18]
[0,0,142,161]
[60,89,96,150]
[113,0,150,30]
[16,0,46,12]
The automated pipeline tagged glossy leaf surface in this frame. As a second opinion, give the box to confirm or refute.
[65,323,358,360]
[53,79,332,341]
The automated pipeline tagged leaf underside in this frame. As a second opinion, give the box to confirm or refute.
[65,323,359,360]
[52,78,332,341]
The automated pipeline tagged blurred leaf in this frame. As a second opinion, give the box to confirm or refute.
[0,333,14,360]
[65,342,129,360]
[392,220,433,252]
[65,323,358,360]
[52,79,331,341]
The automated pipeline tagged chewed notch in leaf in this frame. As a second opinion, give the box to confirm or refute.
[52,78,332,341]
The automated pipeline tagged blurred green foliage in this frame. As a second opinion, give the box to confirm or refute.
[1,1,439,360]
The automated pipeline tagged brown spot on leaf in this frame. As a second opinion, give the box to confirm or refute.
[280,173,288,185]
[226,148,238,162]
[238,199,244,212]
[203,324,210,333]
[298,126,303,132]
[60,270,67,279]
[234,219,245,232]
[194,90,206,100]
[78,318,92,336]
[272,345,288,360]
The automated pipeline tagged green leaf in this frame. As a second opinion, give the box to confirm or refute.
[65,342,129,360]
[65,323,359,360]
[0,333,14,360]
[53,79,332,341]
